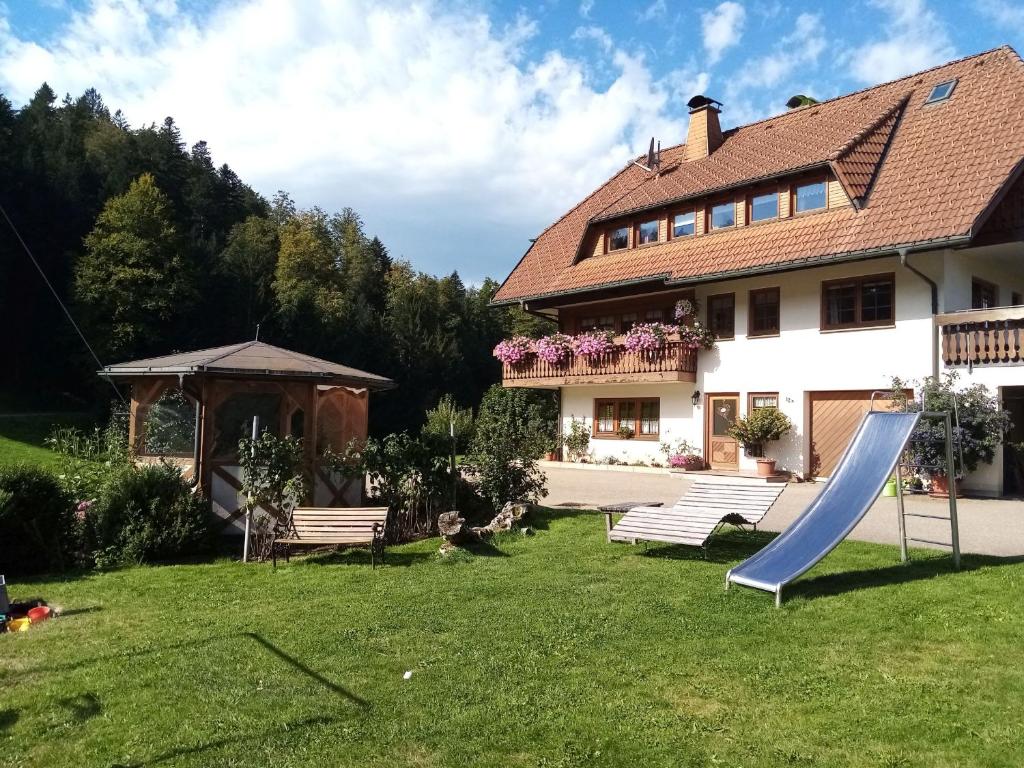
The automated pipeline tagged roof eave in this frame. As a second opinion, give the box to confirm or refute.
[100,365,396,390]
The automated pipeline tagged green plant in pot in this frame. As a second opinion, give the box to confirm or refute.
[617,424,636,440]
[726,408,793,476]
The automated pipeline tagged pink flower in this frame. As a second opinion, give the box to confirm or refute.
[534,333,573,364]
[493,336,534,365]
[623,323,677,352]
[571,330,615,359]
[75,499,94,521]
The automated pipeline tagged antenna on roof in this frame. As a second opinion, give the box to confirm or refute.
[633,137,661,173]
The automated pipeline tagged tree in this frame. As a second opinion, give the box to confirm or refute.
[273,209,346,337]
[216,215,280,337]
[74,173,196,359]
[469,385,557,510]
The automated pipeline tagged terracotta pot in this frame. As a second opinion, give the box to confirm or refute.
[756,458,777,477]
[544,451,558,462]
[928,475,961,498]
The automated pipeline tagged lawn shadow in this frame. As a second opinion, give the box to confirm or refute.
[57,692,101,723]
[531,505,600,530]
[244,632,369,709]
[789,552,1024,602]
[300,548,434,568]
[639,529,777,564]
[0,709,18,732]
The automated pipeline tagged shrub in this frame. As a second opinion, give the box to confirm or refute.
[85,463,211,568]
[422,394,475,453]
[46,409,132,503]
[727,408,793,455]
[469,386,556,511]
[237,431,308,561]
[0,465,76,574]
[563,418,591,461]
[891,373,1013,477]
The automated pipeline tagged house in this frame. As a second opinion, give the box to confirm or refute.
[491,46,1024,497]
[101,341,395,532]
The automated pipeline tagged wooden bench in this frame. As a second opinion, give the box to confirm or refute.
[272,507,389,568]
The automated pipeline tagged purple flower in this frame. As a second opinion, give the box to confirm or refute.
[571,330,615,358]
[623,323,677,352]
[534,333,573,364]
[493,336,534,365]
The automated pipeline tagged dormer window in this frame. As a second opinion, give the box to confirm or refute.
[672,211,695,238]
[925,79,956,104]
[636,219,659,245]
[607,226,629,252]
[749,191,778,222]
[793,180,827,213]
[710,202,735,230]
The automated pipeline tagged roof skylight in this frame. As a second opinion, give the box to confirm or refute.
[925,79,957,104]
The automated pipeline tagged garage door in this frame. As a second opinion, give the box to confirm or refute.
[808,390,905,477]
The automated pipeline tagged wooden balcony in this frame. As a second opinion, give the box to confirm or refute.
[936,307,1024,366]
[502,340,698,388]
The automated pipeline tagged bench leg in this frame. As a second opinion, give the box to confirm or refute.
[604,512,613,542]
[272,542,277,568]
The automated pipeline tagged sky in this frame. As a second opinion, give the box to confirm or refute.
[1,0,1023,284]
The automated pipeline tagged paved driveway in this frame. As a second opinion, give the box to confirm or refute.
[541,465,1024,557]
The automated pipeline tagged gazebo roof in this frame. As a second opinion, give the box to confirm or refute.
[101,341,395,390]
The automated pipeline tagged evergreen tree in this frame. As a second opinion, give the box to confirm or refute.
[215,215,280,338]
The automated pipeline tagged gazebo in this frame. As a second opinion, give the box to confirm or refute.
[101,341,394,533]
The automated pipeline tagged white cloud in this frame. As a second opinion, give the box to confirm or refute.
[636,0,667,23]
[701,1,745,65]
[734,13,825,90]
[0,0,698,279]
[579,0,594,19]
[572,25,613,54]
[849,0,955,83]
[975,0,1024,34]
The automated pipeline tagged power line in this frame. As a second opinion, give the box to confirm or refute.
[0,201,126,404]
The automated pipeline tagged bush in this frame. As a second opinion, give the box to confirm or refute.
[563,418,590,461]
[892,373,1013,477]
[469,386,556,511]
[237,431,308,561]
[85,463,211,568]
[46,409,132,503]
[422,394,475,453]
[0,465,76,574]
[727,408,793,454]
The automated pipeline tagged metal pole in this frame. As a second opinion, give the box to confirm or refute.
[895,460,908,563]
[944,413,961,570]
[243,415,258,563]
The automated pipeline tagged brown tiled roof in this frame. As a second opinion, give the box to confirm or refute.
[494,46,1024,304]
[102,341,395,389]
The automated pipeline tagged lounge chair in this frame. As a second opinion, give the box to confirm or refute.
[606,479,786,552]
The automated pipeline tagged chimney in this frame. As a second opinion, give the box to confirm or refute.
[684,95,723,162]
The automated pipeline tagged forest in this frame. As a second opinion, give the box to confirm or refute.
[0,84,546,433]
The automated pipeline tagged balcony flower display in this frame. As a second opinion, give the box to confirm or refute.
[673,298,699,323]
[572,329,615,359]
[492,336,533,365]
[623,322,677,352]
[676,320,717,350]
[534,333,574,364]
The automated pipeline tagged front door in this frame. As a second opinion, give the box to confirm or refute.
[706,394,739,470]
[1003,387,1024,496]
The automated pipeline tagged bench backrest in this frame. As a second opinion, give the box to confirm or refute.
[286,507,388,541]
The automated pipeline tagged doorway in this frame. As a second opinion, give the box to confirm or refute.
[1004,387,1024,496]
[705,394,739,470]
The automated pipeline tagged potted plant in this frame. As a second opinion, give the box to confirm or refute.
[534,333,574,366]
[890,373,1012,497]
[617,424,636,440]
[668,453,705,471]
[571,330,615,360]
[492,336,534,367]
[623,322,674,353]
[727,408,793,476]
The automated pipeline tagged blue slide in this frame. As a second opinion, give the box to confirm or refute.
[727,411,921,606]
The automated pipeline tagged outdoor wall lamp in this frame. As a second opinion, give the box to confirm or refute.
[691,390,701,407]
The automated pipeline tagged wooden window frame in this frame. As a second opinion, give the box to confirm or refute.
[746,188,780,225]
[748,287,781,338]
[669,209,696,240]
[706,292,736,340]
[748,392,780,412]
[820,272,896,331]
[971,277,999,309]
[707,199,736,231]
[634,218,660,247]
[592,397,661,440]
[790,176,829,216]
[605,225,631,254]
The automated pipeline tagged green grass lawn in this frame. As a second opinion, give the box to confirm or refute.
[0,413,95,469]
[2,511,1022,767]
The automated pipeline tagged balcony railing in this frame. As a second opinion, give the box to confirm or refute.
[502,340,698,387]
[936,307,1024,366]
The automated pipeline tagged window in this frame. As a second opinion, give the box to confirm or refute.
[925,79,957,104]
[597,315,616,331]
[593,398,660,438]
[793,180,827,213]
[707,293,735,340]
[821,273,895,329]
[644,308,664,323]
[637,219,659,245]
[749,287,780,337]
[1013,291,1023,306]
[621,312,639,332]
[142,388,196,457]
[580,316,597,331]
[710,202,735,230]
[749,192,778,223]
[672,211,695,238]
[972,278,998,309]
[608,226,629,252]
[749,393,779,412]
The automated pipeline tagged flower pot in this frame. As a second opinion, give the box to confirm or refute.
[928,475,961,498]
[756,458,776,477]
[882,479,898,497]
[544,451,558,462]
